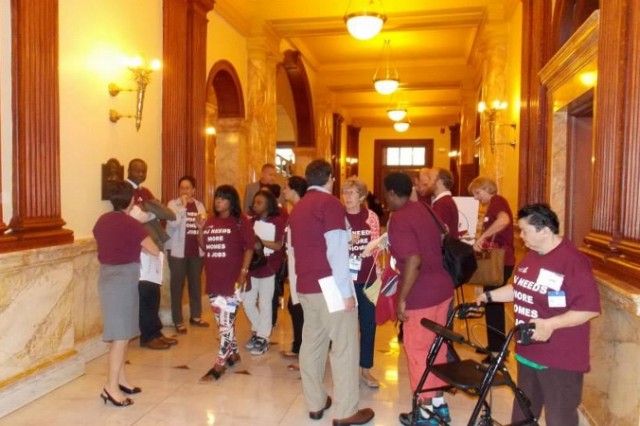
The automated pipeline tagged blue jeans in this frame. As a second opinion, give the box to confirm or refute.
[355,282,377,369]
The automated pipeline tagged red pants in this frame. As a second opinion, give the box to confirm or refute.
[403,298,452,399]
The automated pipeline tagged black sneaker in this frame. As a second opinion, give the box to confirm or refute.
[245,334,257,349]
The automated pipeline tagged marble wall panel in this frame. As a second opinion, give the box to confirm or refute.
[583,277,640,425]
[550,111,567,234]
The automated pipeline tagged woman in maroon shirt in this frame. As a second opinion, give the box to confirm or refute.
[468,176,515,357]
[93,181,159,406]
[197,185,254,382]
[342,177,381,388]
[243,190,284,356]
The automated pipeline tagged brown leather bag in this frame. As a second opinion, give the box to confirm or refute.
[469,247,505,287]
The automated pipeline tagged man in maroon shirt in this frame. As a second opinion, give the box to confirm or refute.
[126,159,178,350]
[289,159,374,426]
[423,168,459,239]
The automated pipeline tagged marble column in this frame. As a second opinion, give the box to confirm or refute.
[476,24,509,189]
[215,117,249,191]
[313,91,334,161]
[459,88,479,165]
[246,34,280,185]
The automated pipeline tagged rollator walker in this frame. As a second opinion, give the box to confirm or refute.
[409,303,539,426]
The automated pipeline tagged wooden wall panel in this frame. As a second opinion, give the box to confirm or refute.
[518,0,552,207]
[162,0,189,202]
[589,0,624,238]
[162,0,214,202]
[3,0,72,252]
[620,0,640,242]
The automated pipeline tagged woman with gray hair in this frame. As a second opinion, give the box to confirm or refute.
[342,176,382,388]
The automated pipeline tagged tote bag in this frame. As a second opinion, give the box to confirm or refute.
[469,248,505,287]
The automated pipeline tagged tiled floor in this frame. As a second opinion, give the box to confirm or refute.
[1,294,537,426]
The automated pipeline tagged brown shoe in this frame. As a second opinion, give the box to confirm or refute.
[309,396,332,420]
[159,335,178,346]
[332,408,375,426]
[141,337,170,350]
[226,353,241,367]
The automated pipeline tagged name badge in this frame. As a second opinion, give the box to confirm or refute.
[349,256,362,282]
[536,268,564,291]
[548,290,566,308]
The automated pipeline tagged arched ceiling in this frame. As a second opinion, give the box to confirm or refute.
[214,0,520,128]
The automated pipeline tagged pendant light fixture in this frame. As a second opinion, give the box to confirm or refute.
[344,0,387,40]
[393,120,410,132]
[387,90,408,121]
[373,39,399,95]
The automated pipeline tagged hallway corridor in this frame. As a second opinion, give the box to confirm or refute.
[1,296,528,426]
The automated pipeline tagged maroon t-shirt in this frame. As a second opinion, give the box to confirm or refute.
[289,189,347,294]
[250,215,285,278]
[483,194,515,266]
[346,209,376,284]
[93,211,148,264]
[202,215,255,296]
[432,195,460,239]
[513,238,601,372]
[131,185,155,205]
[184,201,200,257]
[388,200,454,309]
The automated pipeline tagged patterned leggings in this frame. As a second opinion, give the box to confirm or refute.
[209,294,240,366]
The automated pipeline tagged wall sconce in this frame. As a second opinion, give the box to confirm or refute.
[344,0,386,40]
[477,100,516,153]
[109,57,161,131]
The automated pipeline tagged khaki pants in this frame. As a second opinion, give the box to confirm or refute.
[299,293,360,419]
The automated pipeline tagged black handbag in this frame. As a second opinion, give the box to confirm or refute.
[249,236,267,271]
[421,202,478,288]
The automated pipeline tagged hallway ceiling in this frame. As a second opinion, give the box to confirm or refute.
[214,0,518,129]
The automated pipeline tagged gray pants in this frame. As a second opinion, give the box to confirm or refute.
[298,293,360,419]
[168,254,203,325]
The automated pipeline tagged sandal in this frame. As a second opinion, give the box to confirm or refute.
[199,365,225,383]
[226,353,241,367]
[189,318,210,327]
[175,324,187,334]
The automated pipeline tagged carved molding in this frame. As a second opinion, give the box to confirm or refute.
[539,11,599,91]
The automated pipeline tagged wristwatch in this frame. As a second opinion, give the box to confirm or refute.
[484,291,493,303]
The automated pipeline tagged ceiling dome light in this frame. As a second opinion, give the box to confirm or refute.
[373,39,399,95]
[344,13,386,40]
[387,107,407,121]
[344,0,386,40]
[393,121,410,132]
[374,78,399,95]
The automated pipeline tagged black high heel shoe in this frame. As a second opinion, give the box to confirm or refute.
[119,384,142,394]
[100,388,133,407]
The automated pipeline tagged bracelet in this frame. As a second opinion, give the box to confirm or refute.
[240,268,249,273]
[484,291,493,303]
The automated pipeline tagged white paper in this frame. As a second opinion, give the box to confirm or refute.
[318,275,346,313]
[537,268,564,291]
[254,220,276,256]
[140,251,164,284]
[453,196,480,245]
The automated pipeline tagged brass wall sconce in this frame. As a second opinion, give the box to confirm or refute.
[478,100,517,153]
[109,57,161,131]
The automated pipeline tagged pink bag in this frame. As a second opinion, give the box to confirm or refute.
[375,262,399,325]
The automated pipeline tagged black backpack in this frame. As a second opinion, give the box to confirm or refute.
[421,202,477,288]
